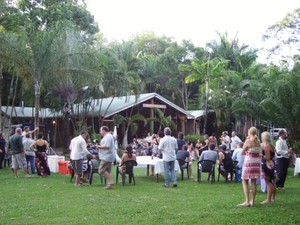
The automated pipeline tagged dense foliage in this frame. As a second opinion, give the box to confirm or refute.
[0,1,299,145]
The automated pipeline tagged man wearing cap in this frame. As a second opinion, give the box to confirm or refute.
[275,129,293,189]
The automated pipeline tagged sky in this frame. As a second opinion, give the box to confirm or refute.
[86,0,299,49]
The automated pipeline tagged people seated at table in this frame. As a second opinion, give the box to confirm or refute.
[218,144,233,181]
[176,145,193,179]
[199,143,217,163]
[232,142,245,181]
[150,135,162,156]
[140,141,152,156]
[119,146,137,174]
[130,138,141,155]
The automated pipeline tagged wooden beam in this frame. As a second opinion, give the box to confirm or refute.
[143,103,166,109]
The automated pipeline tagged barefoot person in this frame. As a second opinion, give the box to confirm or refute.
[9,128,30,178]
[96,126,115,189]
[260,132,276,204]
[238,127,261,207]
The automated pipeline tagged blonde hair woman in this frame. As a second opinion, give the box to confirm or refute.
[260,132,276,204]
[238,127,261,207]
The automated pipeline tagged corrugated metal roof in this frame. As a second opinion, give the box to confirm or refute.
[1,106,61,118]
[187,110,214,119]
[1,93,195,119]
[86,93,194,118]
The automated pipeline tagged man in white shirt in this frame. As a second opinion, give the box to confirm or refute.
[230,131,242,155]
[96,126,115,189]
[70,130,92,187]
[220,131,230,150]
[275,129,293,189]
[158,127,178,188]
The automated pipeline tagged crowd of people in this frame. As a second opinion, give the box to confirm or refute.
[0,126,51,178]
[126,126,295,206]
[0,124,296,205]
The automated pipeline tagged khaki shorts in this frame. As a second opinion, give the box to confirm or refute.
[12,153,27,169]
[98,160,112,175]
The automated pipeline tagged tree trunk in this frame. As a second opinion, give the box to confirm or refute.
[122,126,129,149]
[34,81,41,140]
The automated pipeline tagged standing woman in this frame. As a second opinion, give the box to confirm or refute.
[260,132,276,204]
[30,133,51,177]
[0,133,6,169]
[238,127,261,207]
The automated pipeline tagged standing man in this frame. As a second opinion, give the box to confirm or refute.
[220,131,230,150]
[96,126,115,189]
[158,127,178,188]
[69,131,92,187]
[276,129,293,189]
[9,128,30,178]
[231,131,242,155]
[22,126,39,138]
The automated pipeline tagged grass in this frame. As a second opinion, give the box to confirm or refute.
[0,163,299,225]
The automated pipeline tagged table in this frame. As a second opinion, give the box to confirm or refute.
[294,158,300,176]
[136,156,181,182]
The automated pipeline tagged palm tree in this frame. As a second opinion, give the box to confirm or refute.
[114,113,147,148]
[0,22,98,137]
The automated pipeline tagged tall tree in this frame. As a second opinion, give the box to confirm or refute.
[262,8,300,68]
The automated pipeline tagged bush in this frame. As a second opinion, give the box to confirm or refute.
[185,134,202,144]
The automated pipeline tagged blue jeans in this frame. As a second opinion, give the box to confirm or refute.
[26,155,35,174]
[163,160,177,186]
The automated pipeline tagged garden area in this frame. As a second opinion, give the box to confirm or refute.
[0,164,299,225]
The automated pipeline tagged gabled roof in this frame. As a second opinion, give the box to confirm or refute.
[86,93,194,118]
[1,106,61,118]
[187,110,214,119]
[1,93,195,119]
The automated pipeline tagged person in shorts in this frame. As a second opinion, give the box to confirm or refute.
[9,128,30,178]
[69,131,93,187]
[96,126,115,189]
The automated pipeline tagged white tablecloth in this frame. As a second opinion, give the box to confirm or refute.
[136,156,181,174]
[294,158,300,176]
[47,155,65,173]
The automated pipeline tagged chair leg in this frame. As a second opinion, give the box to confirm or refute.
[121,173,126,186]
[129,174,132,184]
[187,168,189,179]
[181,168,184,180]
[197,168,201,182]
[133,174,136,185]
[116,169,119,184]
[89,172,94,185]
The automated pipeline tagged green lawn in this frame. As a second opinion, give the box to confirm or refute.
[0,164,299,225]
